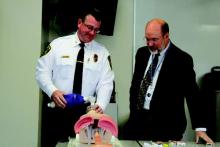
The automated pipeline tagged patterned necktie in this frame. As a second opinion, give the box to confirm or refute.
[73,42,85,94]
[136,53,160,110]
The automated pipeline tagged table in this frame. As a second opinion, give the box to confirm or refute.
[56,139,220,147]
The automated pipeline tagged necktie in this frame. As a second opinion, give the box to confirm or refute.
[136,53,160,110]
[73,42,85,94]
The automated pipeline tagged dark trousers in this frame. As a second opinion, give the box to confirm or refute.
[122,109,183,141]
[41,95,88,147]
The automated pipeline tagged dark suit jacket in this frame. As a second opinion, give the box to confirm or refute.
[125,42,207,140]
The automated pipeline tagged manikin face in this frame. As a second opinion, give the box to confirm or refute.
[145,21,169,52]
[74,110,118,144]
[77,14,101,43]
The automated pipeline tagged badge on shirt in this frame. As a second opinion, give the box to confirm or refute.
[40,45,51,57]
[93,54,98,62]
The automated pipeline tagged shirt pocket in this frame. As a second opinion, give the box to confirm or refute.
[83,61,101,86]
[84,61,101,72]
[56,58,74,79]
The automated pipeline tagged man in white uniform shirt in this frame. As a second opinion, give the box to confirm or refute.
[36,8,114,147]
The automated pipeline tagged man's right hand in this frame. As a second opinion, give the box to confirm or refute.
[51,90,67,109]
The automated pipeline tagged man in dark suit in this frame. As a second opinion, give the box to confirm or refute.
[123,18,213,144]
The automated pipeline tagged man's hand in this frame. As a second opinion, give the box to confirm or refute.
[88,104,103,114]
[51,90,66,109]
[196,131,214,144]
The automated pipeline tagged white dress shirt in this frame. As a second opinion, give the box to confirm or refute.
[143,42,169,110]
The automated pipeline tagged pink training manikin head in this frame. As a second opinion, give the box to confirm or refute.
[74,110,118,144]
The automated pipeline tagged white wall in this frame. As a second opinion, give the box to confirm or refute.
[0,0,42,146]
[96,0,134,126]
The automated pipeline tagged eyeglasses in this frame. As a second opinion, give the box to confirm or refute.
[145,37,160,43]
[83,23,100,34]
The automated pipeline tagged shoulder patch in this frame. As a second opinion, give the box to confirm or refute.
[108,56,113,70]
[40,45,51,57]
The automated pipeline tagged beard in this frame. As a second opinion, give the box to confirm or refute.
[148,46,158,52]
[148,41,166,52]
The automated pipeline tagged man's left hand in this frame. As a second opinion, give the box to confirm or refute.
[89,104,103,114]
[196,131,214,144]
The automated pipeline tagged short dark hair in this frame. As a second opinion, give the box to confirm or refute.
[161,22,169,36]
[79,8,102,22]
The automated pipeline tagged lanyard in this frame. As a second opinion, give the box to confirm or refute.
[149,52,166,82]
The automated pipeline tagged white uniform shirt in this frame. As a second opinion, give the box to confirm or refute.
[35,33,114,110]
